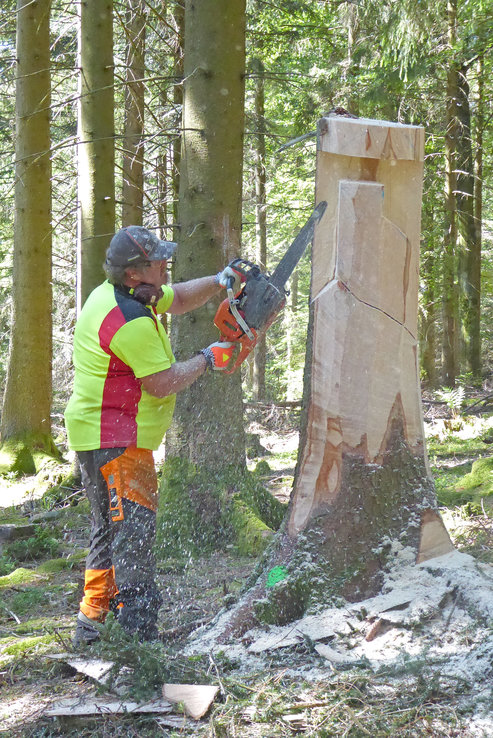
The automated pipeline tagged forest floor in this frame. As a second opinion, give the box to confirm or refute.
[0,396,492,737]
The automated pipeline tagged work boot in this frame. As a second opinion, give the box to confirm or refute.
[73,611,101,647]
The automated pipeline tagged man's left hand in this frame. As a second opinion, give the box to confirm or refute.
[215,266,240,292]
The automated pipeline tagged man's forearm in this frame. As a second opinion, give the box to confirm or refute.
[169,275,221,315]
[141,354,208,398]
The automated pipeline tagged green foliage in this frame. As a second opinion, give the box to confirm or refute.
[2,586,47,617]
[436,385,466,414]
[4,525,60,564]
[92,615,214,701]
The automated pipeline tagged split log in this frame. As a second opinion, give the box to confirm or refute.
[205,115,453,641]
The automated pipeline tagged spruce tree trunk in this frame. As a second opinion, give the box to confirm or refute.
[441,0,459,385]
[212,116,453,638]
[77,0,115,309]
[456,64,480,376]
[344,3,360,116]
[121,0,146,226]
[473,56,484,356]
[252,57,267,402]
[420,244,437,387]
[171,0,184,244]
[166,0,246,468]
[1,0,53,448]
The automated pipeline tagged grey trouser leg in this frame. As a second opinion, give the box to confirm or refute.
[78,448,162,640]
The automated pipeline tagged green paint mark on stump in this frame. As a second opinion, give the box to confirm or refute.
[266,565,288,588]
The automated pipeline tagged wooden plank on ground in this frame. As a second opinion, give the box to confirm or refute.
[163,683,219,720]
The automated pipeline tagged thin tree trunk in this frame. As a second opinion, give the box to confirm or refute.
[473,55,484,264]
[344,3,360,116]
[77,0,115,310]
[171,0,184,244]
[420,244,437,387]
[166,0,246,468]
[1,0,53,447]
[456,63,480,376]
[252,57,267,402]
[468,56,484,378]
[121,0,146,226]
[441,0,459,385]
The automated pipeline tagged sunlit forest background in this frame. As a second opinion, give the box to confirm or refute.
[0,0,491,446]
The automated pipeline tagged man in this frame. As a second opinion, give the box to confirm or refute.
[65,225,236,645]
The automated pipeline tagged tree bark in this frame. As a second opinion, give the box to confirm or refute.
[171,0,184,245]
[441,0,459,385]
[121,0,146,226]
[456,64,480,376]
[252,57,267,402]
[77,0,115,310]
[1,0,54,448]
[166,0,246,468]
[212,116,453,638]
[419,244,437,387]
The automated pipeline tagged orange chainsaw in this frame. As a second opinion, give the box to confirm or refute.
[214,201,327,373]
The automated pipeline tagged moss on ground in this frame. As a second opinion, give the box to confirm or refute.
[36,553,83,574]
[455,456,493,502]
[0,567,42,589]
[1,633,58,658]
[0,508,26,526]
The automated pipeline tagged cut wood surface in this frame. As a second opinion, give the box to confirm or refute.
[192,116,454,642]
[163,683,219,720]
[288,114,453,567]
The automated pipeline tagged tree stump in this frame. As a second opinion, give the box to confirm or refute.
[212,116,454,639]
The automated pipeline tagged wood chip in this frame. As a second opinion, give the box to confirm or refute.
[163,683,219,720]
[46,654,114,684]
[365,618,385,642]
[314,643,360,665]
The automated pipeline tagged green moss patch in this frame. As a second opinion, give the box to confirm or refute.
[455,457,493,504]
[0,433,63,476]
[0,567,42,589]
[156,457,287,559]
[36,555,79,574]
[1,633,57,658]
[230,498,274,556]
[0,508,26,526]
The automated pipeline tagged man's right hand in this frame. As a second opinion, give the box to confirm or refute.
[201,342,235,371]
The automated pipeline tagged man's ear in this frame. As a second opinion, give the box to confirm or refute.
[125,266,141,284]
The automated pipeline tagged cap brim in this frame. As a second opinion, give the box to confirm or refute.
[149,240,177,260]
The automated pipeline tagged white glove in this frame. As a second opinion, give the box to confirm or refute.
[215,266,240,291]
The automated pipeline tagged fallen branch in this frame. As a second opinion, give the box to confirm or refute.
[245,400,302,409]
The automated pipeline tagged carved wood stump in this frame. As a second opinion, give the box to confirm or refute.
[216,116,454,638]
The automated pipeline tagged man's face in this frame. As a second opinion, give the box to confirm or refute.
[128,259,169,288]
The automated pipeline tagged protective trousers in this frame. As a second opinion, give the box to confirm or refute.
[77,447,162,641]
